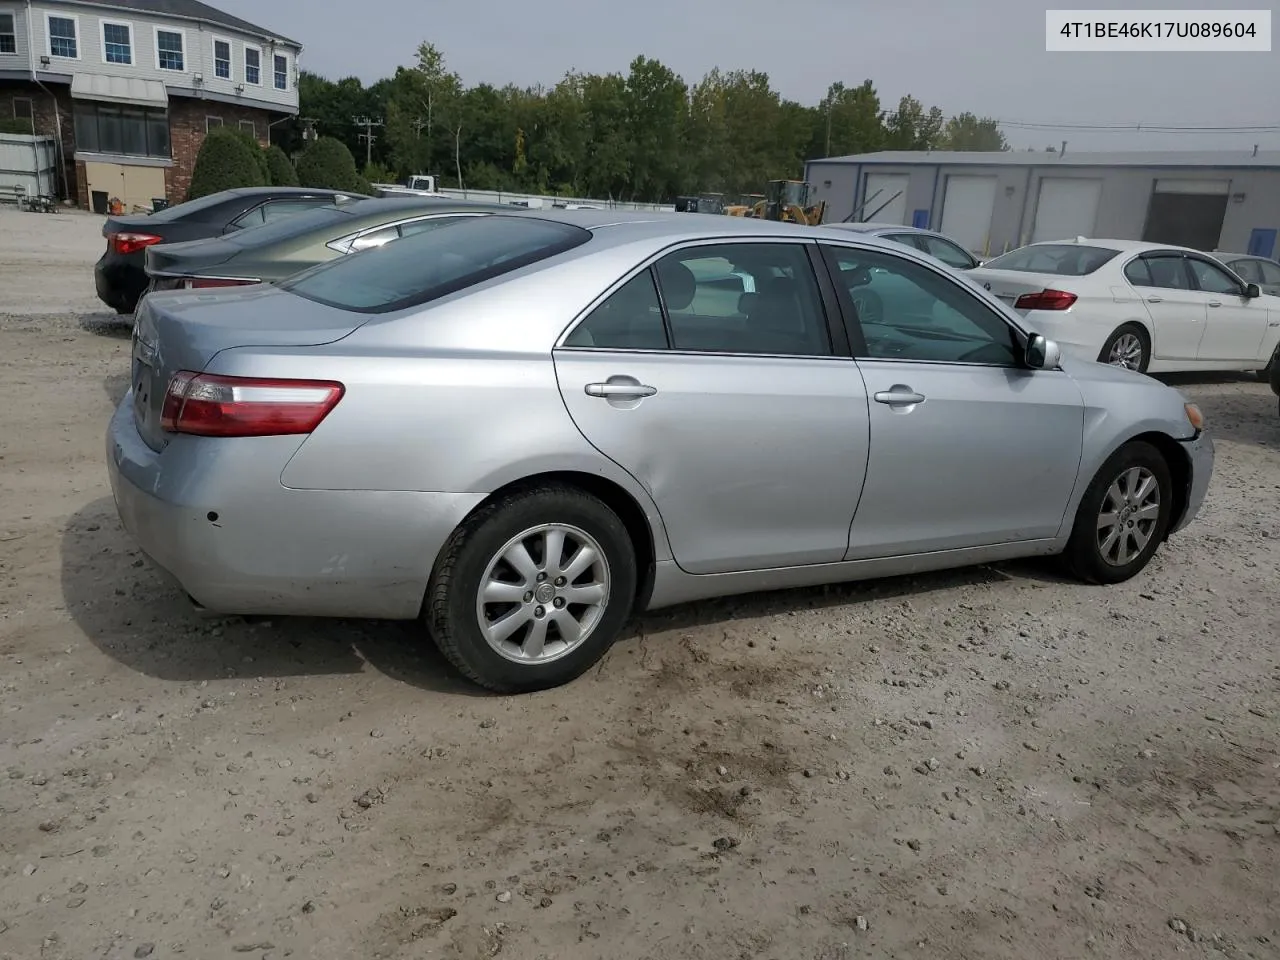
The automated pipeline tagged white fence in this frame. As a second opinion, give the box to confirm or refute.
[0,134,59,201]
[433,186,675,212]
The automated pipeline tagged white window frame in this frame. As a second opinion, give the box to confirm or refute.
[12,95,34,121]
[243,42,261,86]
[272,51,288,91]
[211,35,231,80]
[153,25,185,72]
[205,115,223,131]
[238,118,256,138]
[46,11,80,61]
[0,10,18,57]
[100,19,133,66]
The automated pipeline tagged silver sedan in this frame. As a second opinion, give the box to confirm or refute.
[107,211,1214,693]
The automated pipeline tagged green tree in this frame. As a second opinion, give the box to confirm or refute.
[940,112,1008,151]
[188,127,267,199]
[813,80,883,158]
[296,136,370,193]
[883,94,944,150]
[264,144,299,186]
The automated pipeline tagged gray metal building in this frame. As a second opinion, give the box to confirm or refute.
[804,150,1280,260]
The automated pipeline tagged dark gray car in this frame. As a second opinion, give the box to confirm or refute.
[144,196,516,292]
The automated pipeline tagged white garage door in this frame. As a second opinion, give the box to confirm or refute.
[1031,178,1103,243]
[939,175,998,254]
[861,173,909,224]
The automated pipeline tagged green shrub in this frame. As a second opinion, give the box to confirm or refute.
[265,145,299,187]
[363,161,394,186]
[227,127,271,183]
[188,127,267,199]
[296,136,368,194]
[0,118,35,135]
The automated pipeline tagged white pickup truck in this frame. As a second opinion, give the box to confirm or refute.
[371,175,441,198]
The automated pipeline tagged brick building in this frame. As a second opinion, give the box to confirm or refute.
[0,0,300,211]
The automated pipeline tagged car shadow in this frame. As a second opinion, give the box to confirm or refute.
[61,497,490,697]
[79,311,133,338]
[63,496,1060,697]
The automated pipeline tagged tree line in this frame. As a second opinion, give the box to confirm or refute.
[275,43,1010,203]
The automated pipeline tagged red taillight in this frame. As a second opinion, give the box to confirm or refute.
[109,232,163,255]
[183,277,258,289]
[1014,289,1078,311]
[160,372,345,438]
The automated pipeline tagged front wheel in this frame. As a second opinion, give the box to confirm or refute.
[1062,441,1173,584]
[425,484,637,693]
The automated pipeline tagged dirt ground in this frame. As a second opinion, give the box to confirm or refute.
[1,206,1278,960]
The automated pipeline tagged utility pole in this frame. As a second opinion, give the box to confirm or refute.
[351,115,384,168]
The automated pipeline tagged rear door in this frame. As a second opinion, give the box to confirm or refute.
[554,239,871,576]
[1122,253,1206,361]
[822,241,1085,558]
[1184,254,1271,362]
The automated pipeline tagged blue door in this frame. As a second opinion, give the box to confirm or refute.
[1247,228,1277,258]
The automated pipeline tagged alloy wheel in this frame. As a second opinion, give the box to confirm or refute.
[474,523,611,664]
[1107,333,1144,369]
[1096,466,1161,566]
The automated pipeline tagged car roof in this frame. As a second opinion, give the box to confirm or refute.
[821,221,923,234]
[1215,252,1278,263]
[338,196,515,221]
[470,207,918,257]
[1007,237,1207,256]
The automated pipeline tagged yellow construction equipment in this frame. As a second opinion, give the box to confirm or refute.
[724,180,826,225]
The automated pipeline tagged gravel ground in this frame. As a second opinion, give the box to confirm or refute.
[1,206,1278,960]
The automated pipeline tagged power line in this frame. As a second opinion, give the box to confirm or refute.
[870,108,1280,134]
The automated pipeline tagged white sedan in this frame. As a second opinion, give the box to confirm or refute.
[967,238,1280,375]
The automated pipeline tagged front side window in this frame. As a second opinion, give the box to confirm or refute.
[1186,257,1244,296]
[920,235,978,269]
[823,244,1020,366]
[156,29,183,71]
[982,243,1119,276]
[564,271,668,350]
[280,215,591,314]
[102,22,132,64]
[48,15,78,58]
[213,39,231,79]
[244,47,260,85]
[654,243,831,356]
[274,54,288,90]
[0,13,16,55]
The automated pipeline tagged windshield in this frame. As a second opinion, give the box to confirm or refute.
[278,215,592,314]
[982,244,1119,276]
[224,205,354,247]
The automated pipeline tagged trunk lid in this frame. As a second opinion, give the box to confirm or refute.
[966,267,1077,312]
[144,237,240,279]
[130,284,367,452]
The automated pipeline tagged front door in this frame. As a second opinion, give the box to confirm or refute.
[1184,254,1271,362]
[1122,253,1207,361]
[821,242,1085,559]
[554,240,870,575]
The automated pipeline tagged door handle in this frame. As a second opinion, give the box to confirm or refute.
[873,388,926,406]
[1145,296,1163,303]
[585,381,657,398]
[1207,301,1222,308]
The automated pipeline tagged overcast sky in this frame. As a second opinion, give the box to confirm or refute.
[215,0,1277,153]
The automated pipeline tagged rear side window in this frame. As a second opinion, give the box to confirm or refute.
[1228,259,1262,283]
[224,205,351,247]
[279,215,591,314]
[982,244,1119,276]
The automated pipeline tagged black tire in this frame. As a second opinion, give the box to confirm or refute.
[1062,441,1173,585]
[426,484,637,693]
[1097,323,1150,372]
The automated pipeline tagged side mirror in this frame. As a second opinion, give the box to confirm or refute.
[1245,282,1261,299]
[1025,333,1062,370]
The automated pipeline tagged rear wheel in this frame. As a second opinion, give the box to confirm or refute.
[1098,323,1150,372]
[1062,441,1173,584]
[426,484,637,693]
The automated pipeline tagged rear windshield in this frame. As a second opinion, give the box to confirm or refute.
[224,205,353,247]
[146,191,234,222]
[278,215,591,314]
[982,244,1119,276]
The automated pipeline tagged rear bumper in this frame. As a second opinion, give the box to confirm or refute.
[95,254,148,313]
[106,393,484,619]
[1170,431,1214,535]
